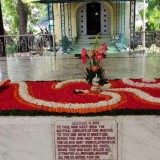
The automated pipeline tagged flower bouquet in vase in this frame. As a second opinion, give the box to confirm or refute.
[80,34,108,92]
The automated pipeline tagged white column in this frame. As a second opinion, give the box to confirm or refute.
[142,0,146,50]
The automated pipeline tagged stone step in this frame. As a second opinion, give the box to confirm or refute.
[76,40,112,45]
[76,35,112,45]
[78,34,112,39]
[77,38,111,42]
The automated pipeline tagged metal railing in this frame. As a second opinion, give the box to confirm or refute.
[130,31,160,54]
[111,31,160,54]
[0,31,159,57]
[0,32,56,57]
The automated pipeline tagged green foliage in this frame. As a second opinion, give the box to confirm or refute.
[6,41,18,55]
[92,33,100,50]
[1,109,160,116]
[27,3,47,26]
[139,0,160,31]
[85,65,106,85]
[1,0,47,34]
[148,0,160,10]
[139,9,143,19]
[146,6,160,31]
[61,35,72,52]
[1,0,19,34]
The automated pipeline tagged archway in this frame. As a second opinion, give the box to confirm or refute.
[77,2,112,36]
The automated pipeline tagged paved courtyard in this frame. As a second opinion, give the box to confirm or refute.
[0,53,160,82]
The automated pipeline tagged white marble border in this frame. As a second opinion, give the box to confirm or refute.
[0,116,160,160]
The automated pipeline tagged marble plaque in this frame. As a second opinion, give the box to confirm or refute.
[55,120,118,160]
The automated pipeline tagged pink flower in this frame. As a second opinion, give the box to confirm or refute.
[101,50,107,55]
[95,48,101,55]
[101,43,108,50]
[81,56,87,63]
[81,48,87,63]
[100,43,108,55]
[87,50,93,58]
[92,66,99,72]
[94,53,103,61]
[81,48,87,56]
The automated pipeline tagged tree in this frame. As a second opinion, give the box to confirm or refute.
[148,0,160,10]
[1,0,19,34]
[18,0,28,35]
[139,0,160,31]
[1,0,47,35]
[0,0,5,56]
[146,7,160,31]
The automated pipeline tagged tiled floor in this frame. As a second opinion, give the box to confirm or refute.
[1,53,160,82]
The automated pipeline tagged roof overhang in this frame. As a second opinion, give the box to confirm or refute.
[32,0,142,3]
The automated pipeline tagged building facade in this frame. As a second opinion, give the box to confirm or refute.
[53,1,131,43]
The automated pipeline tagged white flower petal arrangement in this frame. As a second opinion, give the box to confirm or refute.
[15,80,121,110]
[122,78,160,88]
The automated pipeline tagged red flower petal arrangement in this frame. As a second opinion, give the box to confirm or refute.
[0,78,160,115]
[1,37,160,115]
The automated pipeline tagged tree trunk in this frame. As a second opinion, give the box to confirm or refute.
[0,0,5,56]
[17,0,28,52]
[17,0,28,35]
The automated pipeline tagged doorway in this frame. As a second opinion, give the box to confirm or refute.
[87,3,101,35]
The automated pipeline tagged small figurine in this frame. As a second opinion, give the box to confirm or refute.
[91,74,101,93]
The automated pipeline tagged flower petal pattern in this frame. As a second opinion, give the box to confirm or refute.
[0,79,160,114]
